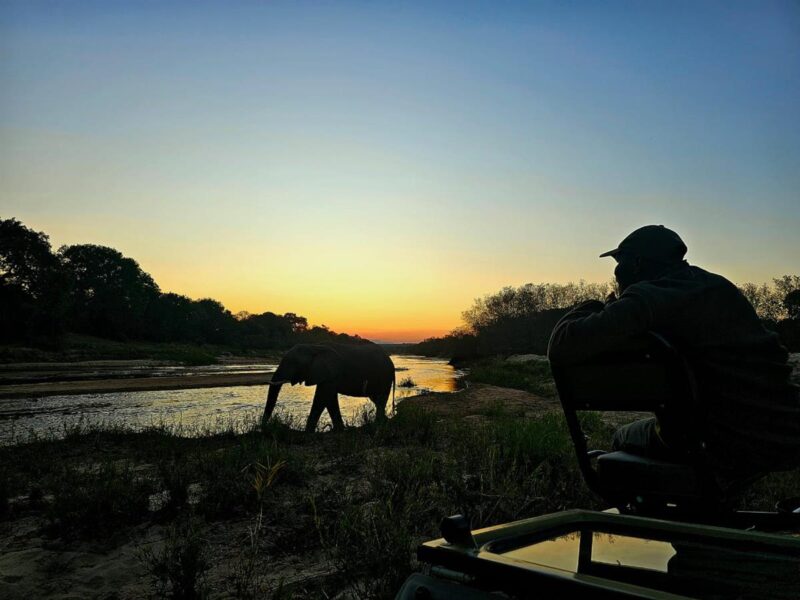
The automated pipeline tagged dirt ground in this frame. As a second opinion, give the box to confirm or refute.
[1,358,797,599]
[0,372,273,400]
[402,382,650,428]
[0,358,274,399]
[0,383,569,599]
[401,382,560,419]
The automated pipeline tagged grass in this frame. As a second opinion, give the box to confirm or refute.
[0,333,284,365]
[1,407,603,595]
[139,516,210,599]
[2,386,799,598]
[45,460,154,538]
[467,356,558,398]
[0,468,9,518]
[398,376,416,388]
[738,469,800,511]
[226,509,278,599]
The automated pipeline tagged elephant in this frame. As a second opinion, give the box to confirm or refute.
[262,341,396,432]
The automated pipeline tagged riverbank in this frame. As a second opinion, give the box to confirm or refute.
[0,354,278,399]
[0,371,274,400]
[1,354,798,598]
[0,334,286,366]
[0,386,594,599]
[2,382,798,599]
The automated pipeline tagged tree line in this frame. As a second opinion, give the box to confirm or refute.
[414,276,800,359]
[0,218,363,349]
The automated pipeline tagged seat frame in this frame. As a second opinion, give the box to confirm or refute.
[550,331,797,529]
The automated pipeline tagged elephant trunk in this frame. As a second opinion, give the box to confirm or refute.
[262,382,283,425]
[263,363,290,427]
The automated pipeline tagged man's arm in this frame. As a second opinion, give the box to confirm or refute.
[547,294,654,365]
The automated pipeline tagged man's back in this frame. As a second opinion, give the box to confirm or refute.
[548,261,800,480]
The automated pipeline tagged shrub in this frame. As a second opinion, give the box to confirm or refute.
[375,403,439,447]
[195,436,296,518]
[398,376,416,388]
[45,460,153,538]
[157,457,196,513]
[0,471,8,518]
[468,358,557,397]
[325,499,417,599]
[139,517,209,599]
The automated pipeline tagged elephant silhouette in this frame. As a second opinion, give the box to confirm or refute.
[262,342,396,432]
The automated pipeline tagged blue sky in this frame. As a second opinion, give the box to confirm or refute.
[1,1,798,341]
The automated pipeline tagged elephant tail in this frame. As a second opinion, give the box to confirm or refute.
[391,370,396,417]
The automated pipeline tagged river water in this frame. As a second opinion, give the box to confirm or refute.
[0,355,464,444]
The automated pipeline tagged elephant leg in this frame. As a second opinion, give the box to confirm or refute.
[326,394,345,431]
[370,392,390,422]
[306,385,333,433]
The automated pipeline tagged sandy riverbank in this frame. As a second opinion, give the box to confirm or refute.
[0,357,276,400]
[0,372,274,400]
[0,384,571,599]
[2,379,797,599]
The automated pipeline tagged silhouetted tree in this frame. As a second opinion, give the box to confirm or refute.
[776,289,800,352]
[418,276,800,359]
[59,244,160,339]
[460,281,610,355]
[0,218,67,341]
[235,312,362,348]
[785,290,800,321]
[0,218,368,351]
[737,276,800,350]
[144,292,196,342]
[237,311,294,348]
[415,328,479,361]
[283,312,308,333]
[187,298,237,345]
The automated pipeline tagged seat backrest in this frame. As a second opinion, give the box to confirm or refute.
[550,332,702,494]
[551,332,697,413]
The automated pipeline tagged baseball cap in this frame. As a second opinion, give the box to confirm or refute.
[599,225,687,262]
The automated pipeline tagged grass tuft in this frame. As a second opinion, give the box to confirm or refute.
[139,516,210,599]
[468,357,557,397]
[45,461,153,538]
[398,376,416,388]
[3,390,798,598]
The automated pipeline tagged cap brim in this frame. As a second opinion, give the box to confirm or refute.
[599,248,620,258]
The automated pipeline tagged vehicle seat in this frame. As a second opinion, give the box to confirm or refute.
[550,332,725,516]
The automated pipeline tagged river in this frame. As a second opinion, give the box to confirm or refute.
[0,355,464,444]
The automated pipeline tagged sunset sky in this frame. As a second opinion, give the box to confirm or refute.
[2,1,798,342]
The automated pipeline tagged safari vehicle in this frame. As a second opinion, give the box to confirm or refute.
[396,333,800,599]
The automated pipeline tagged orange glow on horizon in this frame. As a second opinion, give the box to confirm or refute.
[349,328,455,344]
[12,216,798,348]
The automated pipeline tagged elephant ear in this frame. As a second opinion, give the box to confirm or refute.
[305,347,343,386]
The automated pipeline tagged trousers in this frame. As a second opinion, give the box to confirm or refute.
[611,417,755,492]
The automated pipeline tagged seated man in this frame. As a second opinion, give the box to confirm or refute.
[547,225,800,490]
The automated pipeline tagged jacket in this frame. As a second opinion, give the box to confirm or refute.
[548,261,800,476]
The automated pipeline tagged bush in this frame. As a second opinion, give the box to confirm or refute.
[468,358,557,397]
[46,461,153,538]
[0,470,8,518]
[194,436,296,518]
[139,516,209,599]
[375,403,439,447]
[325,499,416,600]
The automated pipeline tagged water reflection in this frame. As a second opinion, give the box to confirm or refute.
[503,531,676,574]
[1,355,464,444]
[500,529,800,599]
